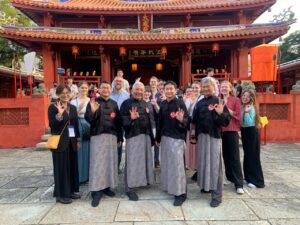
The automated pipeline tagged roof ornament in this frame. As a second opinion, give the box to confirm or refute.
[270,6,297,24]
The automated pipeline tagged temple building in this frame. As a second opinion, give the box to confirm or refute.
[0,0,290,90]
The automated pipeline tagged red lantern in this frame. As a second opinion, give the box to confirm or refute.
[156,63,163,71]
[72,46,79,59]
[212,43,220,56]
[131,64,138,71]
[161,46,167,59]
[119,47,126,59]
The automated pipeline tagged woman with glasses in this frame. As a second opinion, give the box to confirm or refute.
[48,84,81,204]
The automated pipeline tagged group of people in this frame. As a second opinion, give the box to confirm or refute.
[47,69,265,209]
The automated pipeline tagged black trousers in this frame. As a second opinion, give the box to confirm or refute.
[118,145,122,169]
[222,131,244,188]
[52,142,79,198]
[241,127,265,188]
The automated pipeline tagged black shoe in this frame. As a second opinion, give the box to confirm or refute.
[103,188,115,197]
[70,193,81,199]
[173,194,186,206]
[191,172,198,181]
[201,189,212,193]
[56,197,72,204]
[126,191,139,201]
[210,199,221,208]
[91,191,103,207]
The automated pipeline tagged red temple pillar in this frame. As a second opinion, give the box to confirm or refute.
[180,44,192,88]
[100,46,111,82]
[237,41,249,79]
[42,44,55,91]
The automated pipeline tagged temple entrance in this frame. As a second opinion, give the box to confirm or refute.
[116,59,179,85]
[111,48,180,85]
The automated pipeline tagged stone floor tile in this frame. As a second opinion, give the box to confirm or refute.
[2,175,53,188]
[182,199,258,221]
[245,182,300,198]
[0,188,36,203]
[0,167,48,177]
[115,200,184,222]
[268,219,300,225]
[134,221,208,225]
[61,223,133,225]
[263,171,300,183]
[293,182,300,189]
[0,176,16,187]
[0,203,54,225]
[136,185,173,201]
[40,200,119,224]
[209,221,270,225]
[22,186,55,203]
[244,198,300,219]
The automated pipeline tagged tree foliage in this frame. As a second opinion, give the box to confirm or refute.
[0,0,33,67]
[280,30,300,63]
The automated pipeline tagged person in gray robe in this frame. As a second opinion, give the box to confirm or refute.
[120,81,155,201]
[85,81,123,207]
[191,77,231,207]
[156,81,189,206]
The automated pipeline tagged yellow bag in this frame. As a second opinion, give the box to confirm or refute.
[46,135,61,149]
[46,121,69,150]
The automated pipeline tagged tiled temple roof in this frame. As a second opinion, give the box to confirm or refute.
[11,0,275,14]
[0,23,289,45]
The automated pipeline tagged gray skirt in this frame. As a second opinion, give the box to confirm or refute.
[89,133,118,192]
[125,134,155,188]
[197,133,222,191]
[160,136,187,196]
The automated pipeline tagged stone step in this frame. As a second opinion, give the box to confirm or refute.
[41,134,52,142]
[35,142,49,151]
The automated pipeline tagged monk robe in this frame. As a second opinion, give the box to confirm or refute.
[156,97,189,203]
[120,97,155,197]
[192,95,231,206]
[85,97,122,194]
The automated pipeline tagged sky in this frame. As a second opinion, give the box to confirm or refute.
[255,0,300,41]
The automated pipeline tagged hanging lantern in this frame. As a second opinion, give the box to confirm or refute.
[119,47,126,59]
[131,63,138,71]
[72,45,79,59]
[212,43,220,56]
[156,63,163,71]
[161,46,167,59]
[279,36,283,42]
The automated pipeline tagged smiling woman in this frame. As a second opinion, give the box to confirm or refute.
[48,84,81,204]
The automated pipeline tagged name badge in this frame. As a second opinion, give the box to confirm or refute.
[68,125,76,137]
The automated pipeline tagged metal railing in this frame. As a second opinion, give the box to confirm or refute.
[1,22,289,36]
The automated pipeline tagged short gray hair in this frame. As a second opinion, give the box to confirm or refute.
[132,81,145,90]
[201,76,217,95]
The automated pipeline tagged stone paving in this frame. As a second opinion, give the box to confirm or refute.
[0,143,299,225]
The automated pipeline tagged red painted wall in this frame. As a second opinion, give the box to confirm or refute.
[0,95,49,148]
[257,92,300,142]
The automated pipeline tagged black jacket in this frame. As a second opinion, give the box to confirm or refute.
[48,103,80,152]
[120,97,154,144]
[156,98,189,142]
[192,95,231,139]
[85,97,123,142]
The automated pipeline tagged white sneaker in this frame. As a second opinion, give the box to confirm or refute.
[248,183,257,188]
[236,188,245,194]
[223,179,231,185]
